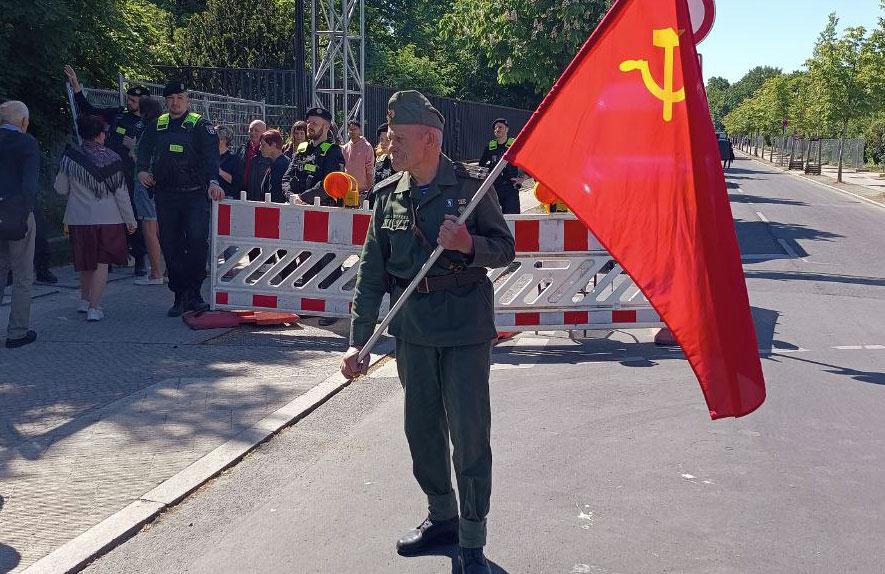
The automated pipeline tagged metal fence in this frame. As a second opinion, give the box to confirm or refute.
[150,66,535,161]
[747,135,868,170]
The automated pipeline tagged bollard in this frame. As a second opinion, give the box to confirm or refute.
[362,199,370,210]
[240,190,247,201]
[314,197,321,206]
[265,193,272,203]
[288,194,297,205]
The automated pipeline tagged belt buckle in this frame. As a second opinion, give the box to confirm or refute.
[416,278,430,294]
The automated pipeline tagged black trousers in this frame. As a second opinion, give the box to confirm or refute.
[155,190,210,295]
[497,188,520,214]
[32,207,51,271]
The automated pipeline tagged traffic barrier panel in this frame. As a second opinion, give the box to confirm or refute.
[210,199,664,331]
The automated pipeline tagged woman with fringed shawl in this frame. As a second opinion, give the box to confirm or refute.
[55,115,137,322]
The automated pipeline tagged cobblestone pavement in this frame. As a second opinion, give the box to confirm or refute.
[0,265,350,573]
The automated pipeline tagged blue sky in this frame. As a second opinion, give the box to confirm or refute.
[699,0,882,82]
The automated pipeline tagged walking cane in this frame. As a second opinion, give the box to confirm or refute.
[356,158,509,363]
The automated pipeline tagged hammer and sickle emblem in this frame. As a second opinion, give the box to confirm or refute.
[619,28,686,122]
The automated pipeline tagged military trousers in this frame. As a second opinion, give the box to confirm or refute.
[155,190,210,295]
[0,213,35,339]
[395,338,493,548]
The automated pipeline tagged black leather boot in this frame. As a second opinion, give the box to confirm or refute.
[459,546,492,574]
[396,516,459,556]
[188,290,210,313]
[167,292,187,317]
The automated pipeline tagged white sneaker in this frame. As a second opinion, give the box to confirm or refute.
[86,308,104,322]
[78,299,90,313]
[134,276,165,286]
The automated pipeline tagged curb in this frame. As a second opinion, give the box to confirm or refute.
[736,152,885,211]
[21,337,395,574]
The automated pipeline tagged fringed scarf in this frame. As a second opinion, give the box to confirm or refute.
[59,142,126,199]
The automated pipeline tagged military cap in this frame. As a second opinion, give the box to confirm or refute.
[387,90,444,130]
[126,85,149,97]
[305,106,333,122]
[162,81,187,97]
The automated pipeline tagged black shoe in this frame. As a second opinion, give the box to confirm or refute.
[318,317,338,327]
[187,290,210,313]
[35,269,58,284]
[396,516,459,556]
[459,546,491,574]
[167,293,187,317]
[134,259,147,277]
[5,330,37,349]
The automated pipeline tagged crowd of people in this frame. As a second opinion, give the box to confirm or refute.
[1,67,526,348]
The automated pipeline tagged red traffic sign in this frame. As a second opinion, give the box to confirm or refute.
[688,0,716,44]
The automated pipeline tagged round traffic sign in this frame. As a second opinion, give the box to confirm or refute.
[688,0,716,44]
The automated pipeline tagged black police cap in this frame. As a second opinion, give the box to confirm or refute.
[126,85,149,97]
[376,122,388,136]
[492,117,508,128]
[163,81,187,97]
[305,106,332,122]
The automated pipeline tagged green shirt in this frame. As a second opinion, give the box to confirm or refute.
[350,154,516,347]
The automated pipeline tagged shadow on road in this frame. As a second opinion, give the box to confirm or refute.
[399,545,511,574]
[744,270,885,288]
[775,354,885,386]
[0,495,22,574]
[728,191,808,207]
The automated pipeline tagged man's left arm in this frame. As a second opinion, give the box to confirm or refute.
[197,121,221,186]
[468,185,515,269]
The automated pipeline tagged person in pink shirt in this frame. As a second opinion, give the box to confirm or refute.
[342,120,375,198]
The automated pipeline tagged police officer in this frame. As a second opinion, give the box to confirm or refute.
[64,65,150,275]
[281,106,345,205]
[340,91,515,574]
[478,118,524,214]
[136,81,222,317]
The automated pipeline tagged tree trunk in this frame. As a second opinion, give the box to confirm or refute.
[837,122,847,183]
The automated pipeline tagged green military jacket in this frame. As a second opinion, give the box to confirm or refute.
[350,154,516,348]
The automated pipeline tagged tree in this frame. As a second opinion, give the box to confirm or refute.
[0,0,174,142]
[177,0,296,69]
[805,13,878,181]
[705,76,731,131]
[440,0,612,96]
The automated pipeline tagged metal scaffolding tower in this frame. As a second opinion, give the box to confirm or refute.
[311,0,365,137]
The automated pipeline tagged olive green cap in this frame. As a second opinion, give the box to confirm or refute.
[387,90,444,130]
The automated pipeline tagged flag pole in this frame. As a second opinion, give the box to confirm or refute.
[357,158,509,362]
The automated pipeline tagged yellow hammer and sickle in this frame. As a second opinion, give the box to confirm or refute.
[619,28,686,122]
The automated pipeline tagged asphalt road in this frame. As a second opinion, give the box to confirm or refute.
[83,156,885,574]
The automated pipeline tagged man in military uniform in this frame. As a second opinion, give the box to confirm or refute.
[281,106,345,205]
[478,118,524,214]
[341,91,515,574]
[64,65,150,275]
[136,82,223,317]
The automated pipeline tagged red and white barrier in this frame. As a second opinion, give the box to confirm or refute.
[210,199,664,331]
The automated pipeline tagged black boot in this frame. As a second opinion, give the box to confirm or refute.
[167,292,187,317]
[396,516,459,556]
[459,546,491,574]
[187,289,210,313]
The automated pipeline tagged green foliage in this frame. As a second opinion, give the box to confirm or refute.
[864,113,885,165]
[705,76,730,130]
[440,0,612,95]
[177,0,296,68]
[0,0,174,142]
[368,44,456,97]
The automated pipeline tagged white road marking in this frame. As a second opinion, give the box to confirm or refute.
[681,473,696,480]
[864,345,885,350]
[755,211,770,223]
[577,504,594,530]
[834,345,864,350]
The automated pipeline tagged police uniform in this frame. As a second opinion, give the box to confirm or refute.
[75,84,150,271]
[136,81,220,315]
[478,125,521,214]
[281,107,345,205]
[349,91,515,569]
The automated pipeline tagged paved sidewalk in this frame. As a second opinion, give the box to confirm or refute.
[0,265,353,573]
[736,149,885,207]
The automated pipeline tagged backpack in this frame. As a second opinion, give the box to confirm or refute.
[0,191,28,241]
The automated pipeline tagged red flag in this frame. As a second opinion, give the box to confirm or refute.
[505,0,765,419]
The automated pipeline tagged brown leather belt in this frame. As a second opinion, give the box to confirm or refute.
[395,267,487,294]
